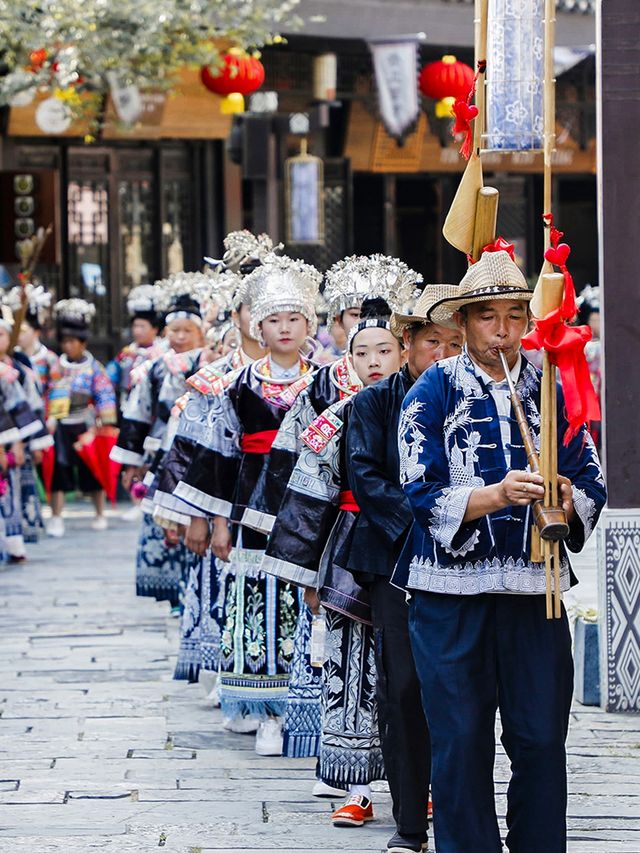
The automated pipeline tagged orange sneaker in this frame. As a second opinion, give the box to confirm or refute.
[427,797,433,821]
[332,794,375,827]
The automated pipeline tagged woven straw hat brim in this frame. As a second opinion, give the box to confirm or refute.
[391,283,460,335]
[428,287,533,329]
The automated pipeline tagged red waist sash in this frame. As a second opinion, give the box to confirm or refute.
[241,429,279,454]
[339,490,360,513]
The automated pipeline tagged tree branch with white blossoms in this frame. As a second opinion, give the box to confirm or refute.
[0,0,301,122]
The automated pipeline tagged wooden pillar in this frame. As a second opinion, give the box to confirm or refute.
[383,174,397,256]
[596,0,640,713]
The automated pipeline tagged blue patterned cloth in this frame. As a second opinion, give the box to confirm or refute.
[282,600,322,759]
[20,455,44,543]
[218,568,297,719]
[1,467,25,557]
[173,553,223,682]
[319,609,385,788]
[199,554,222,673]
[135,512,198,608]
[486,0,544,150]
[396,349,607,595]
[174,558,203,681]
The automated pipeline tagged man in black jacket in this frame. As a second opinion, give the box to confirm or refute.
[346,284,463,853]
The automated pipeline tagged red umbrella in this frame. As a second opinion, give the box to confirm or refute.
[74,426,121,503]
[40,445,55,497]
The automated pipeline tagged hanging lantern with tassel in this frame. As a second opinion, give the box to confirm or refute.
[200,48,265,114]
[419,54,475,118]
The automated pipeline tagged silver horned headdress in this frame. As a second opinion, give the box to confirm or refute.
[126,284,160,317]
[244,253,322,340]
[5,284,52,324]
[324,254,423,316]
[221,231,282,272]
[54,298,96,325]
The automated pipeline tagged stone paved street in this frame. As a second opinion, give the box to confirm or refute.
[0,503,638,852]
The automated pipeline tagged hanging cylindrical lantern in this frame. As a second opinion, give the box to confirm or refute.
[419,55,475,102]
[313,53,337,101]
[200,48,265,114]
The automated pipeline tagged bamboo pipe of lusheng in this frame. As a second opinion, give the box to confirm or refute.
[537,272,565,618]
[471,187,499,262]
[497,348,569,543]
[498,322,568,618]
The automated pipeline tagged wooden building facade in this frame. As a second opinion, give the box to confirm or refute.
[0,17,597,358]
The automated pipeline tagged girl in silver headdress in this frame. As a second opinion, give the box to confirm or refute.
[10,284,60,412]
[170,254,321,756]
[262,297,405,826]
[144,233,272,688]
[3,287,57,546]
[241,255,420,772]
[106,285,165,411]
[0,308,53,558]
[111,274,207,608]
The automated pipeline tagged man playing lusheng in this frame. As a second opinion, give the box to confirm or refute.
[396,248,606,853]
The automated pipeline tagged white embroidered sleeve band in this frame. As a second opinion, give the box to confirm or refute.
[429,486,478,552]
[571,486,597,542]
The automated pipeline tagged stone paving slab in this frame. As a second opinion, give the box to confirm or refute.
[0,504,638,852]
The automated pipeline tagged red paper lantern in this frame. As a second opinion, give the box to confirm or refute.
[419,55,475,102]
[200,50,265,98]
[28,48,48,71]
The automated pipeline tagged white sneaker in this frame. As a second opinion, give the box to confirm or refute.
[205,683,221,708]
[47,516,65,538]
[198,671,221,707]
[312,780,346,798]
[91,516,108,531]
[255,717,283,756]
[198,670,218,696]
[222,714,261,734]
[120,504,142,522]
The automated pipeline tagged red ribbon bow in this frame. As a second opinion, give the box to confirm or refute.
[522,214,601,444]
[451,59,485,160]
[481,236,516,262]
[522,312,600,444]
[452,101,478,160]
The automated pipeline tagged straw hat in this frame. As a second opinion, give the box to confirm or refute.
[428,250,532,330]
[391,283,461,336]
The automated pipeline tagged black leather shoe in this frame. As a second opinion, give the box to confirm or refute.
[387,831,429,852]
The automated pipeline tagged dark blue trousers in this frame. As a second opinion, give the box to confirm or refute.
[409,592,573,853]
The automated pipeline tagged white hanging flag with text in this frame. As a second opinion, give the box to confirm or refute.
[369,39,419,145]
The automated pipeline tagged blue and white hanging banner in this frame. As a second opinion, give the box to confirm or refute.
[369,38,419,145]
[485,0,544,150]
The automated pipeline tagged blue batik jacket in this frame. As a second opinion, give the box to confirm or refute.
[396,349,606,595]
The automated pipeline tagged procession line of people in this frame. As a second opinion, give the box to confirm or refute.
[108,230,606,853]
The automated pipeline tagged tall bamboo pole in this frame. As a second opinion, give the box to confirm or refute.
[543,0,556,251]
[540,0,562,618]
[538,273,564,619]
[474,0,489,155]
